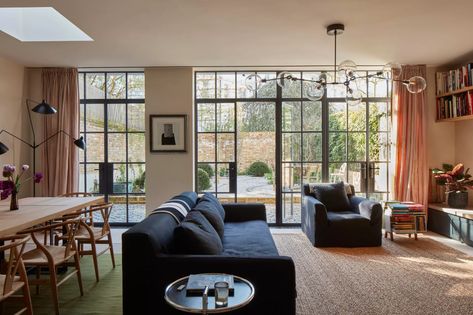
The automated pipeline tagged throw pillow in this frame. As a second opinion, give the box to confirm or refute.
[194,200,225,239]
[150,192,198,221]
[311,181,351,212]
[173,211,223,255]
[199,192,225,220]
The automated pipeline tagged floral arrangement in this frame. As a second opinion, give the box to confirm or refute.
[432,163,473,192]
[0,164,43,202]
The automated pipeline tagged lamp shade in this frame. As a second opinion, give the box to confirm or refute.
[32,100,57,115]
[74,136,86,150]
[0,141,9,155]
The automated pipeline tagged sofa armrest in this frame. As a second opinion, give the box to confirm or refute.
[350,196,382,225]
[304,195,328,226]
[223,203,267,222]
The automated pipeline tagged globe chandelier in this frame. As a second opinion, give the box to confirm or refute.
[245,23,427,104]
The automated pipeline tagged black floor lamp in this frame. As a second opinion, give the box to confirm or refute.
[0,99,85,196]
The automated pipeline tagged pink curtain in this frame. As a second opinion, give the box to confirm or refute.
[41,68,79,196]
[392,65,428,207]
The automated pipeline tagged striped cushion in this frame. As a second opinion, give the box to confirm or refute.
[149,192,198,222]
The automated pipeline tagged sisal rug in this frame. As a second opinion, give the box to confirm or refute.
[273,233,473,315]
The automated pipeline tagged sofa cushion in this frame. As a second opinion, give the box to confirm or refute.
[173,211,223,255]
[327,211,371,229]
[222,221,278,256]
[150,191,198,221]
[199,193,225,220]
[194,201,225,239]
[311,182,351,212]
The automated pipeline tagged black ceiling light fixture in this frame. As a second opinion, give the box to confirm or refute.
[30,99,57,115]
[245,23,427,104]
[0,99,85,195]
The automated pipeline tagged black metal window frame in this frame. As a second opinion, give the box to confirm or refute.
[79,71,145,226]
[194,70,391,226]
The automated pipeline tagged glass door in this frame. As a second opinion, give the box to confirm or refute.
[78,72,146,225]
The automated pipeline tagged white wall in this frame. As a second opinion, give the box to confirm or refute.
[145,67,194,212]
[0,56,33,197]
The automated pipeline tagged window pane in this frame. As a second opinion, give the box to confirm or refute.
[108,133,126,162]
[348,132,366,161]
[79,164,85,192]
[282,163,301,191]
[217,163,230,193]
[113,164,128,193]
[303,163,322,184]
[257,72,276,98]
[85,134,104,162]
[326,72,346,97]
[282,72,301,98]
[128,103,145,132]
[198,133,215,162]
[85,164,100,193]
[329,103,347,131]
[216,72,235,98]
[217,103,234,132]
[128,133,145,162]
[370,102,389,132]
[85,104,104,131]
[329,133,346,161]
[302,72,322,99]
[237,72,255,98]
[79,132,85,162]
[303,133,322,161]
[78,73,84,99]
[348,102,366,131]
[197,163,215,192]
[108,104,126,132]
[128,73,145,99]
[282,193,300,223]
[348,163,363,192]
[329,162,347,182]
[369,73,388,97]
[107,73,126,99]
[196,73,215,99]
[79,104,84,132]
[373,163,389,192]
[86,73,105,99]
[303,101,322,131]
[369,132,389,161]
[283,133,301,161]
[217,133,234,162]
[198,103,215,132]
[282,102,301,132]
[128,164,145,193]
[237,102,275,132]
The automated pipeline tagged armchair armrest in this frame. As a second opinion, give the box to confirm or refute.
[350,196,382,225]
[223,203,267,222]
[303,195,328,226]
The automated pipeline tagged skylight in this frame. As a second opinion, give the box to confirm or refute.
[0,7,93,42]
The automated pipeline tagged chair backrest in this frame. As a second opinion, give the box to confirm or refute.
[0,235,29,297]
[303,183,355,198]
[62,192,92,197]
[90,203,113,235]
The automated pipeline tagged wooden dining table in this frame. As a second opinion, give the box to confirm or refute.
[0,196,104,237]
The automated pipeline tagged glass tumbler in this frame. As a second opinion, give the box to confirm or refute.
[214,281,229,307]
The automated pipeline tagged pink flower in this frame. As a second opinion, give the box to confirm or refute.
[2,164,15,177]
[21,165,29,172]
[33,172,43,184]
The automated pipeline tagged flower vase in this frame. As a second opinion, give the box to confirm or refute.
[10,190,19,211]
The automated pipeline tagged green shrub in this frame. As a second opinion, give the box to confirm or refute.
[198,164,214,177]
[219,167,229,177]
[264,172,273,185]
[197,168,211,191]
[246,161,271,177]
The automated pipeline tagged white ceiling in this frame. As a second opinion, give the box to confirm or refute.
[0,0,472,67]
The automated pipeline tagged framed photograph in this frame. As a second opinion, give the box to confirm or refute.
[150,115,187,152]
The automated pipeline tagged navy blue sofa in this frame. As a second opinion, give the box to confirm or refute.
[122,193,296,315]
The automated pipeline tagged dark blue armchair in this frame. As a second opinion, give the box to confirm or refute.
[301,183,383,247]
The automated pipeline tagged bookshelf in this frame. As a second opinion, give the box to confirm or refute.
[436,64,473,122]
[383,202,427,241]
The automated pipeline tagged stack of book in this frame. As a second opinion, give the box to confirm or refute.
[436,64,473,95]
[385,202,426,233]
[436,90,473,120]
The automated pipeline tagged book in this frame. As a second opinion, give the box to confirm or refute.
[186,274,234,297]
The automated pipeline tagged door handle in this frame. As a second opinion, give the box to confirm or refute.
[369,163,379,179]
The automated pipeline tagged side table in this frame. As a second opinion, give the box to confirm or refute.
[164,273,255,314]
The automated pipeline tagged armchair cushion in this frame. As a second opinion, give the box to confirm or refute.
[327,211,370,228]
[173,211,223,255]
[311,182,351,212]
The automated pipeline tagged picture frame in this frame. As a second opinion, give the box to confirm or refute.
[150,114,187,152]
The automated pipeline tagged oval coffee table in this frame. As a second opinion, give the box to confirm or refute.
[164,274,254,314]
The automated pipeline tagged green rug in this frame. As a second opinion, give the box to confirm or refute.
[5,254,122,315]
